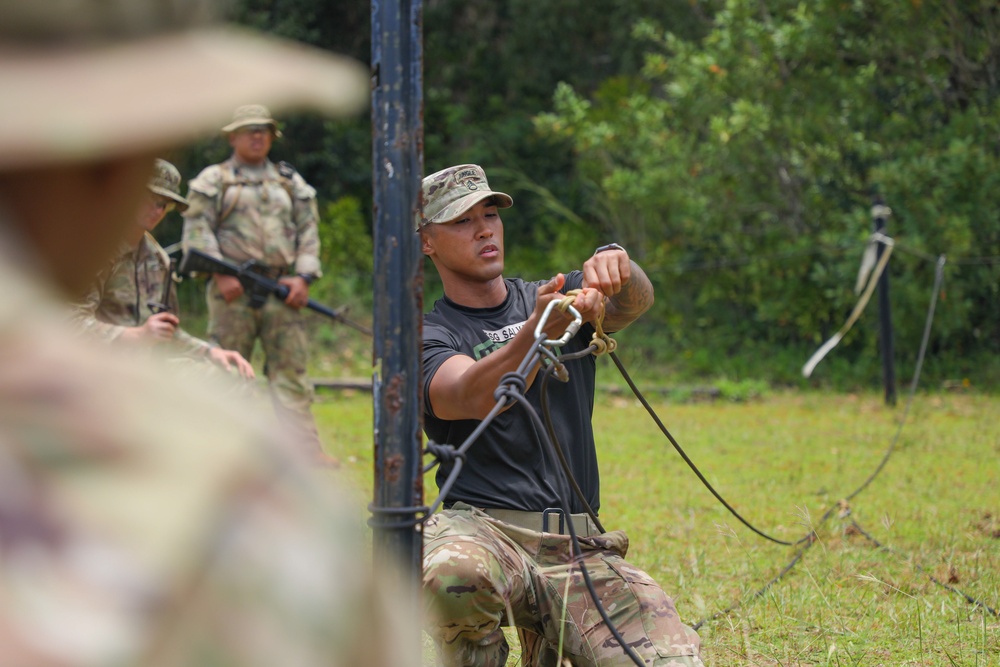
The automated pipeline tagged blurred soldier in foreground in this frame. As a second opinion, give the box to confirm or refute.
[183,106,332,465]
[72,158,256,380]
[0,3,416,666]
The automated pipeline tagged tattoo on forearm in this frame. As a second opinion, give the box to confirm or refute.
[610,280,652,315]
[604,262,654,329]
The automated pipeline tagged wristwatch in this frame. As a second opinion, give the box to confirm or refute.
[297,273,317,285]
[594,243,626,255]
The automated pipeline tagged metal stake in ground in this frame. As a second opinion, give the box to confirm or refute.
[872,194,897,406]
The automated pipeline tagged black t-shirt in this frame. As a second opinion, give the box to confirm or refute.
[422,274,600,513]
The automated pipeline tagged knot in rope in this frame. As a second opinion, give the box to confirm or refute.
[424,440,463,464]
[559,289,617,356]
[494,371,527,402]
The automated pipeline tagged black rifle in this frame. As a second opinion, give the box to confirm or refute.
[148,257,176,315]
[178,248,372,336]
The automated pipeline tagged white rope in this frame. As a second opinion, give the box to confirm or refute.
[802,233,895,378]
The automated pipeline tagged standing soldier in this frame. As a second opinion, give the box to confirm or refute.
[183,106,329,465]
[73,158,255,380]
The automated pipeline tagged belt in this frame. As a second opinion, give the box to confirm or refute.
[481,507,602,537]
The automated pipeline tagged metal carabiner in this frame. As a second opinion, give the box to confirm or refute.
[534,299,583,347]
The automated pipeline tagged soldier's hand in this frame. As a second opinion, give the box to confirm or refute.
[532,274,576,340]
[279,275,310,309]
[569,286,606,324]
[582,246,630,298]
[207,347,257,379]
[140,312,179,342]
[215,273,244,303]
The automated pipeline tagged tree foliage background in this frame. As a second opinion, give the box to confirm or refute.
[167,0,1000,389]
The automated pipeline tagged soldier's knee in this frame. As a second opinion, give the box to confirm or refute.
[423,538,498,595]
[423,539,511,629]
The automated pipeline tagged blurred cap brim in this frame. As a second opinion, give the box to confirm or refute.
[147,185,189,211]
[221,119,283,136]
[0,27,369,170]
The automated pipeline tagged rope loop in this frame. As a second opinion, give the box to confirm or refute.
[555,294,577,314]
[494,372,527,402]
[424,441,463,464]
[560,289,618,356]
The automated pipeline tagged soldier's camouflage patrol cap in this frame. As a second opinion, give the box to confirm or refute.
[420,164,513,230]
[0,0,368,170]
[221,104,283,137]
[148,159,189,212]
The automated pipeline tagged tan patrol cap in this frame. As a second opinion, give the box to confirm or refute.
[222,104,283,137]
[0,0,368,170]
[420,164,513,230]
[147,159,189,212]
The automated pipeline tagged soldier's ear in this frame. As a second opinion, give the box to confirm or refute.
[420,227,434,256]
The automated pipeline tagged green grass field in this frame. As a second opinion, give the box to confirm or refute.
[314,388,999,666]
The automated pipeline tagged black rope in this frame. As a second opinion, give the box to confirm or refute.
[494,371,527,401]
[419,255,972,642]
[691,255,960,628]
[425,397,508,514]
[848,517,1000,617]
[419,308,802,655]
[419,325,646,666]
[506,387,646,667]
[609,351,801,547]
[841,255,945,502]
[423,441,461,465]
[691,504,1000,631]
[539,351,606,535]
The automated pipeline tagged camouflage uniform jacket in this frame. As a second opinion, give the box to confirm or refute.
[0,213,415,667]
[72,232,210,357]
[182,156,322,277]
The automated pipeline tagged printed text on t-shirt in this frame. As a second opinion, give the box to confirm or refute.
[472,321,525,359]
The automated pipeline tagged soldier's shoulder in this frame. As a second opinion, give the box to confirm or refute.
[187,162,231,197]
[143,233,171,264]
[276,161,317,199]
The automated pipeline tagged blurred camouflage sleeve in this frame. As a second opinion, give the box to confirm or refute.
[0,332,421,667]
[69,269,129,342]
[182,166,224,260]
[166,275,214,356]
[172,328,213,356]
[290,173,322,278]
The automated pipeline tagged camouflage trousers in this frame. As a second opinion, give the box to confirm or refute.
[423,504,704,667]
[207,279,322,454]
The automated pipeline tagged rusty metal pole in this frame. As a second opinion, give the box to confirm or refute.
[371,0,424,590]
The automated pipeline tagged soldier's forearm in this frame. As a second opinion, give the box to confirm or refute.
[75,315,131,342]
[174,329,212,356]
[603,261,654,332]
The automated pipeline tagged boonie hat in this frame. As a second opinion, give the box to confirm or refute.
[222,104,283,137]
[421,164,513,230]
[147,159,189,212]
[0,0,368,170]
